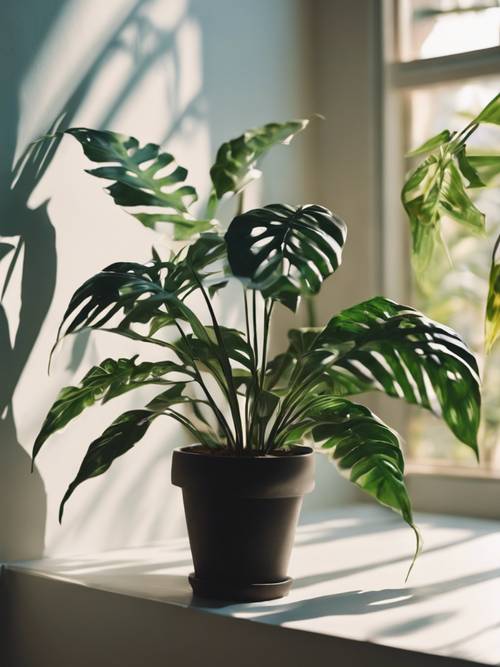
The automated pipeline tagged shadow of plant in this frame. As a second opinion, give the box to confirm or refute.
[246,566,500,625]
[0,0,185,559]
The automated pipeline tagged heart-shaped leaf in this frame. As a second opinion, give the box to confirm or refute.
[225,204,346,310]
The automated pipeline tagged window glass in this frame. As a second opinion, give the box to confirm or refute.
[407,76,500,469]
[400,0,500,61]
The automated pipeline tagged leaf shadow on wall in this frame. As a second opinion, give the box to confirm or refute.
[0,0,64,562]
[0,0,181,559]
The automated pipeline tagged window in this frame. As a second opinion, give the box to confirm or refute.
[399,0,500,61]
[384,2,500,476]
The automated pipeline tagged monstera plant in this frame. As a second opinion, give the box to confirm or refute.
[33,120,480,601]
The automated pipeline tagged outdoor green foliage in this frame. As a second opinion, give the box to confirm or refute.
[486,235,500,353]
[34,119,481,569]
[402,92,500,354]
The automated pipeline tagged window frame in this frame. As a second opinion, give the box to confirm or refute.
[381,0,500,517]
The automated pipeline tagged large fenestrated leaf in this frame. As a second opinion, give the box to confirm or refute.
[55,234,226,344]
[33,356,193,461]
[225,204,346,311]
[486,234,500,352]
[288,297,481,455]
[280,396,418,555]
[65,128,213,239]
[55,261,181,342]
[58,383,191,520]
[209,120,308,203]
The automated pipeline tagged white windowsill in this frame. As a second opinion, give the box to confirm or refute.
[3,504,500,666]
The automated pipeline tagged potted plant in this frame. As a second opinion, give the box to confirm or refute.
[33,120,480,601]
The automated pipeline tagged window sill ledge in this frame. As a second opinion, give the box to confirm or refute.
[405,467,500,521]
[3,504,500,666]
[407,462,500,481]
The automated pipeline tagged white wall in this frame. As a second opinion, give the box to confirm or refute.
[2,0,362,561]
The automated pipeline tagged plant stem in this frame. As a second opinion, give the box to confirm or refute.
[173,320,237,450]
[266,362,325,452]
[205,189,218,219]
[252,290,259,368]
[190,268,245,451]
[237,190,245,216]
[243,288,258,448]
[305,296,318,327]
[257,300,275,452]
[450,121,479,153]
[247,291,261,451]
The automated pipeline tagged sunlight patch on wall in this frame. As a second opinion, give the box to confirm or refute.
[10,0,209,557]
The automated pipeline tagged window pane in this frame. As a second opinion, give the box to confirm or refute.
[407,77,500,469]
[400,0,500,61]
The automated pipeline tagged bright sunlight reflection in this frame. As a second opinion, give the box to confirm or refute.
[402,0,500,60]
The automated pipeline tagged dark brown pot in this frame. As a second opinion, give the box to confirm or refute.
[171,445,315,602]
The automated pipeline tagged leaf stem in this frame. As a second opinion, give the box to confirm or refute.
[190,268,245,451]
[243,288,258,448]
[205,189,218,219]
[236,190,245,216]
[305,296,318,327]
[173,320,237,450]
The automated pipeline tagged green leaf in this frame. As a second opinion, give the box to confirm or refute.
[292,297,481,455]
[485,234,500,353]
[474,93,500,126]
[0,242,14,261]
[402,153,485,273]
[55,262,180,341]
[264,352,296,392]
[255,389,280,419]
[65,128,213,239]
[55,234,226,345]
[440,161,485,231]
[210,120,308,201]
[173,326,254,382]
[301,397,420,573]
[134,213,215,241]
[406,129,452,157]
[467,154,500,185]
[225,204,347,311]
[58,383,224,520]
[456,147,485,188]
[59,409,158,521]
[33,356,192,461]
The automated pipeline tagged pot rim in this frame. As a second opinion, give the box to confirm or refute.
[172,444,315,498]
[174,443,314,459]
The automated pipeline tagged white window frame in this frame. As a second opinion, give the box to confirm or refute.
[381,0,500,518]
